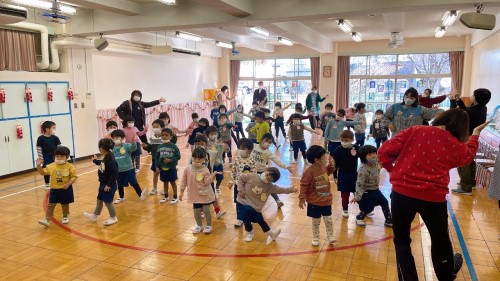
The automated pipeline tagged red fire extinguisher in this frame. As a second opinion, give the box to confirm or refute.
[67,88,74,100]
[0,88,5,103]
[25,88,33,103]
[16,124,23,139]
[47,87,53,102]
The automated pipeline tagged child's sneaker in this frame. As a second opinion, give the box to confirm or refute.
[104,217,118,226]
[216,210,226,219]
[277,201,284,208]
[384,219,393,227]
[135,169,140,173]
[192,226,203,234]
[356,219,366,227]
[203,226,212,234]
[61,217,69,224]
[342,211,349,218]
[328,236,337,244]
[170,197,178,204]
[216,187,221,195]
[266,228,281,244]
[245,231,254,242]
[160,196,169,204]
[234,220,243,227]
[311,238,320,246]
[83,212,97,222]
[38,219,50,227]
[150,188,157,195]
[140,188,148,200]
[367,212,375,217]
[44,184,50,190]
[114,198,124,204]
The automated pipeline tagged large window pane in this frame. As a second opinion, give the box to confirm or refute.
[350,56,368,75]
[255,59,275,78]
[238,80,254,111]
[369,55,397,75]
[297,59,311,77]
[398,53,450,75]
[275,59,295,78]
[365,79,396,112]
[239,60,254,77]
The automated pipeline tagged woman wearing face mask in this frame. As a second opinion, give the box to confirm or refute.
[214,85,237,107]
[116,90,166,145]
[418,88,449,109]
[384,87,443,135]
[305,86,329,130]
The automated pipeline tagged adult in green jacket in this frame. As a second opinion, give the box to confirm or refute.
[305,86,329,129]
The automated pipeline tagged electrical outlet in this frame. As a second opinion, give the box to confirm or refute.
[74,103,78,108]
[81,102,85,108]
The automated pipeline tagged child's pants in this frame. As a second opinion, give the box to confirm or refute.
[375,137,388,149]
[234,122,246,139]
[275,120,286,139]
[238,203,271,233]
[194,204,212,226]
[355,133,365,146]
[222,139,232,162]
[341,192,351,211]
[46,203,69,218]
[293,140,307,160]
[355,189,391,220]
[94,200,116,217]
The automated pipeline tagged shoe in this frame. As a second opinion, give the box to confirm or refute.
[311,238,320,246]
[160,197,169,204]
[150,188,157,195]
[135,169,140,173]
[104,217,118,226]
[245,231,254,242]
[234,220,243,227]
[140,188,148,200]
[38,219,50,227]
[61,217,69,224]
[170,197,178,204]
[384,219,393,227]
[356,219,366,227]
[277,201,284,208]
[203,226,212,234]
[216,210,226,219]
[216,188,221,195]
[114,198,124,204]
[289,147,293,151]
[452,253,463,274]
[192,226,203,234]
[266,228,281,244]
[44,184,50,190]
[451,188,472,196]
[83,212,97,222]
[328,236,337,244]
[342,211,349,218]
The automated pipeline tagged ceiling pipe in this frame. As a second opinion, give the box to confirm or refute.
[2,22,49,69]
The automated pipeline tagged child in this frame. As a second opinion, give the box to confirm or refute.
[104,120,118,139]
[319,103,336,148]
[111,129,147,204]
[289,113,320,164]
[236,167,296,243]
[286,105,311,151]
[155,128,181,204]
[324,109,361,157]
[350,145,392,227]
[229,105,252,140]
[353,103,367,147]
[368,109,390,149]
[333,130,360,218]
[229,138,256,227]
[345,104,357,130]
[143,119,165,195]
[184,113,199,143]
[299,145,337,246]
[246,119,257,143]
[250,111,270,144]
[210,101,221,126]
[273,102,291,141]
[122,116,148,172]
[159,112,180,144]
[179,148,222,234]
[251,133,292,208]
[205,126,226,195]
[83,138,119,226]
[37,121,62,189]
[36,146,77,226]
[187,118,209,150]
[217,113,234,166]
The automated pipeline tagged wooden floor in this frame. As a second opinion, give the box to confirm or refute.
[0,134,499,281]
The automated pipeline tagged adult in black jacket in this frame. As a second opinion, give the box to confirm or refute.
[116,90,166,144]
[449,88,491,195]
[253,81,267,106]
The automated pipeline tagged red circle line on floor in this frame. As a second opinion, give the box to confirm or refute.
[44,192,424,258]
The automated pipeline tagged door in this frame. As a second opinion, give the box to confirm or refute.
[48,82,70,115]
[27,83,49,116]
[5,119,34,173]
[0,82,29,119]
[50,115,74,156]
[0,128,10,176]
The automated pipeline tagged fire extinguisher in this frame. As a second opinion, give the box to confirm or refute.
[67,88,74,100]
[16,124,23,139]
[0,88,5,103]
[25,88,33,103]
[47,87,53,102]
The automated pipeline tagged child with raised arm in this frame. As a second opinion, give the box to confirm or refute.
[289,113,321,164]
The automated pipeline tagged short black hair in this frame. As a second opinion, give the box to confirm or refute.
[356,103,366,111]
[198,118,209,126]
[296,106,303,112]
[403,87,419,107]
[221,85,228,92]
[306,145,327,164]
[325,103,333,109]
[261,108,271,114]
[275,102,282,108]
[54,146,70,157]
[340,130,354,140]
[255,111,265,119]
[296,102,302,107]
[265,167,280,182]
[158,112,169,120]
[337,109,346,116]
[291,113,302,120]
[192,147,207,159]
[473,88,491,105]
[152,119,165,128]
[218,105,227,111]
[358,145,378,164]
[205,125,218,136]
[432,108,470,143]
[219,113,228,120]
[375,109,384,115]
[106,120,118,129]
[42,121,56,132]
[194,134,208,144]
[424,88,433,95]
[191,112,199,119]
[111,129,125,138]
[98,138,115,161]
[161,128,174,136]
[122,116,135,127]
[238,138,254,151]
[261,133,274,143]
[252,101,259,105]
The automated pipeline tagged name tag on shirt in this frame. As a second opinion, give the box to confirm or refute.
[375,123,380,129]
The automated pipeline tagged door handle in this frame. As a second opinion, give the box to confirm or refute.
[7,136,9,142]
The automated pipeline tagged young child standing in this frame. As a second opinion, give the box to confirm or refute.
[210,101,221,126]
[217,113,234,166]
[37,121,62,189]
[229,138,256,227]
[299,145,337,246]
[184,113,199,142]
[368,109,390,149]
[353,103,367,146]
[251,111,270,144]
[227,104,252,141]
[205,126,227,196]
[159,112,181,144]
[319,103,336,148]
[246,119,257,143]
[122,116,148,172]
[333,130,360,218]
[36,146,77,226]
[155,128,181,204]
[179,148,222,234]
[144,119,165,195]
[286,105,310,151]
[273,102,291,141]
[83,138,119,226]
[324,109,360,157]
[351,145,392,227]
[187,118,209,150]
[236,167,297,243]
[104,120,118,139]
[289,113,320,164]
[111,129,147,204]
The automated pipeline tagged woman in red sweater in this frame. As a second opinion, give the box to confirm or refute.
[378,108,490,281]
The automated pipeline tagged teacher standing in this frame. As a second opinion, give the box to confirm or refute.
[253,81,267,106]
[116,90,166,144]
[305,86,328,129]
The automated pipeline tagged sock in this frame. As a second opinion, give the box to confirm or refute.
[312,218,321,240]
[323,216,334,240]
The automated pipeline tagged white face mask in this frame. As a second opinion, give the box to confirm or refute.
[162,139,170,144]
[341,141,352,148]
[259,86,263,89]
[51,130,56,135]
[262,142,271,149]
[107,129,116,134]
[321,158,329,167]
[55,160,66,165]
[238,149,248,158]
[133,95,141,102]
[152,128,161,134]
[375,115,382,120]
[127,123,134,128]
[193,118,199,123]
[114,139,122,145]
[312,91,318,94]
[292,120,300,125]
[404,98,415,106]
[260,173,269,183]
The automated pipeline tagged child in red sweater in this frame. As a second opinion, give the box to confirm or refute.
[299,145,337,246]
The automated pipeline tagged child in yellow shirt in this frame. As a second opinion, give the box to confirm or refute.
[250,111,270,143]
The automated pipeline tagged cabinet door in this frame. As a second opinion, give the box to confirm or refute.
[48,82,70,115]
[50,115,74,156]
[5,119,34,173]
[0,130,10,176]
[0,82,29,119]
[27,83,49,116]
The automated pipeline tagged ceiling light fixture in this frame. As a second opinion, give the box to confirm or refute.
[12,0,77,15]
[442,10,460,26]
[175,31,201,41]
[215,41,233,49]
[351,32,363,42]
[249,26,270,37]
[155,0,177,5]
[277,37,294,46]
[434,26,447,38]
[337,19,353,33]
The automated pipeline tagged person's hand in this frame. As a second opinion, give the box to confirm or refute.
[472,120,491,136]
[286,166,293,172]
[432,104,440,109]
[164,159,172,164]
[144,125,149,131]
[333,178,338,184]
[178,192,184,201]
[389,124,396,133]
[213,171,223,176]
[228,182,233,189]
[156,168,160,172]
[104,185,110,192]
[299,199,306,209]
[350,198,357,204]
[62,183,70,190]
[36,158,43,167]
[159,97,166,103]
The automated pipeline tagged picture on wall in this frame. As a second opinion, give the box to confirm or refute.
[368,93,374,100]
[369,81,376,88]
[377,84,385,93]
[384,92,390,100]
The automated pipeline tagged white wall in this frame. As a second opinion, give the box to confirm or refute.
[92,52,219,109]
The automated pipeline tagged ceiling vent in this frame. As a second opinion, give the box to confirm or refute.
[0,3,27,24]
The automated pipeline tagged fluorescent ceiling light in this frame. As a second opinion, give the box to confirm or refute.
[442,10,460,26]
[249,26,270,37]
[155,0,177,5]
[215,41,233,49]
[175,31,201,42]
[434,26,447,38]
[351,32,363,42]
[337,19,353,33]
[278,37,294,46]
[12,0,77,15]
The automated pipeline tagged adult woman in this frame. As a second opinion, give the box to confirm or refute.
[419,88,448,109]
[384,87,443,135]
[116,90,166,144]
[305,86,328,129]
[378,108,490,281]
[214,85,237,107]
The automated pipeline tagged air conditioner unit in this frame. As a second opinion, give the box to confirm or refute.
[151,45,201,57]
[0,3,28,24]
